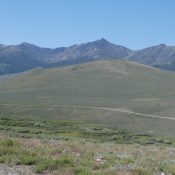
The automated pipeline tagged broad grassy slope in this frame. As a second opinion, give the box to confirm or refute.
[1,60,175,135]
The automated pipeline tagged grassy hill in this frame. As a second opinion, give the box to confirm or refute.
[1,60,175,135]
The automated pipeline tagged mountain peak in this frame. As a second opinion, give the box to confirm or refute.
[85,38,112,47]
[19,42,41,48]
[95,38,110,44]
[99,38,108,42]
[20,42,32,45]
[158,43,167,47]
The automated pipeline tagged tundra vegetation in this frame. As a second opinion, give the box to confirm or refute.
[0,116,175,175]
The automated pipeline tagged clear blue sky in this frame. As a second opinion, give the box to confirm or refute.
[0,0,175,49]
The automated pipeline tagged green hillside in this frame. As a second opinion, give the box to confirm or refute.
[1,60,175,135]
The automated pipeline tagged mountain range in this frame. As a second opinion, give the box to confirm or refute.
[0,38,175,74]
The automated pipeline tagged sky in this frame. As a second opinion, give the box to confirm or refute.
[0,0,175,49]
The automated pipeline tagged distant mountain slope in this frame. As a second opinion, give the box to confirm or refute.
[128,44,175,70]
[0,43,50,74]
[0,39,132,75]
[46,38,132,63]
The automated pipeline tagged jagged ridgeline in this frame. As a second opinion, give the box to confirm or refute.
[1,39,175,75]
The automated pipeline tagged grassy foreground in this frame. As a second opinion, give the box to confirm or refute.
[0,116,175,175]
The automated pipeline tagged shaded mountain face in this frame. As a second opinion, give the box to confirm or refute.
[128,44,175,70]
[46,38,132,63]
[0,39,132,75]
[0,43,50,74]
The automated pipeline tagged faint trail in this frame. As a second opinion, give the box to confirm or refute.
[0,103,175,121]
[57,105,175,121]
